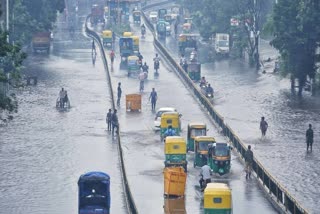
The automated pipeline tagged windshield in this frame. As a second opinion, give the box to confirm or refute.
[214,145,229,156]
[218,41,229,47]
[198,141,211,151]
[190,128,206,137]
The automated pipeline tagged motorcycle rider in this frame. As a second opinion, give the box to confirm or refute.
[190,48,198,62]
[206,84,214,95]
[200,76,207,87]
[153,53,161,72]
[137,52,143,67]
[141,62,149,73]
[199,164,212,191]
[164,125,177,138]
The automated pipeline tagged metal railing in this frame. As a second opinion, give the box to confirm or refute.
[85,15,138,214]
[141,7,308,214]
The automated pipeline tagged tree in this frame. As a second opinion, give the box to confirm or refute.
[271,0,320,96]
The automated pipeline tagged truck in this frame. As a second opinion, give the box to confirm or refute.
[214,33,230,56]
[91,4,104,26]
[32,32,51,54]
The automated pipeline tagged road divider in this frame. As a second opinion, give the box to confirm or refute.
[85,15,138,214]
[141,5,308,214]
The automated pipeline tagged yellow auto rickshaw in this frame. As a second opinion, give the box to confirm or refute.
[102,30,113,47]
[194,136,215,168]
[131,35,139,53]
[164,136,187,172]
[187,122,207,152]
[160,112,181,137]
[123,32,133,37]
[204,183,232,214]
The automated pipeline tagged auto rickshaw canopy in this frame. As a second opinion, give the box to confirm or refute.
[102,30,112,38]
[194,136,215,153]
[188,122,207,138]
[204,183,232,209]
[133,10,141,16]
[131,35,140,46]
[123,32,133,37]
[183,23,191,29]
[161,112,180,129]
[165,136,186,154]
[127,55,139,62]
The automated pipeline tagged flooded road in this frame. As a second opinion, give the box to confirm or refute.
[94,18,277,213]
[0,11,126,214]
[159,8,320,212]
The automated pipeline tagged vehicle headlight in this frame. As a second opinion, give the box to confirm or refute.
[215,161,218,164]
[199,154,202,158]
[226,161,229,164]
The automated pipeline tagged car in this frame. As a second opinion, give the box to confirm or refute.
[154,107,178,130]
[149,11,158,23]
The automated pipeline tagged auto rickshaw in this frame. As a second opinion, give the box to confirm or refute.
[208,143,231,176]
[204,183,232,214]
[127,55,140,77]
[123,32,133,37]
[160,112,181,137]
[131,35,139,53]
[102,30,112,47]
[133,10,141,23]
[78,171,110,214]
[164,136,188,172]
[157,20,167,39]
[119,37,134,63]
[182,23,191,34]
[187,62,201,81]
[194,136,215,168]
[178,34,198,55]
[187,122,207,152]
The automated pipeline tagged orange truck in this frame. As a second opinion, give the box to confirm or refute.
[32,32,51,54]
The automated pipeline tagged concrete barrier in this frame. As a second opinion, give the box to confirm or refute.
[141,5,308,214]
[85,15,138,214]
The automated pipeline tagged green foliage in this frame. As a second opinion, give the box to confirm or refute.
[271,0,320,94]
[11,0,65,44]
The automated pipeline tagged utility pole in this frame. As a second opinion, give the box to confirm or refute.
[6,0,9,42]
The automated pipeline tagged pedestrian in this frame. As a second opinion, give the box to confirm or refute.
[306,124,314,152]
[245,145,253,179]
[106,109,112,131]
[110,50,115,65]
[149,88,158,111]
[260,116,268,137]
[117,82,122,106]
[111,109,119,135]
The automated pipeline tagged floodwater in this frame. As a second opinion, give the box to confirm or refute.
[92,14,277,213]
[157,4,319,212]
[0,3,126,213]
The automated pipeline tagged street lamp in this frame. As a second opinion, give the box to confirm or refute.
[6,0,9,42]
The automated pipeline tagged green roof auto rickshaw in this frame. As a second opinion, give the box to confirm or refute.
[164,136,188,172]
[194,136,215,168]
[187,62,201,81]
[187,122,207,152]
[160,112,181,138]
[102,30,113,48]
[127,55,140,77]
[178,34,198,55]
[133,10,141,23]
[119,37,134,63]
[208,143,232,176]
[204,183,232,214]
